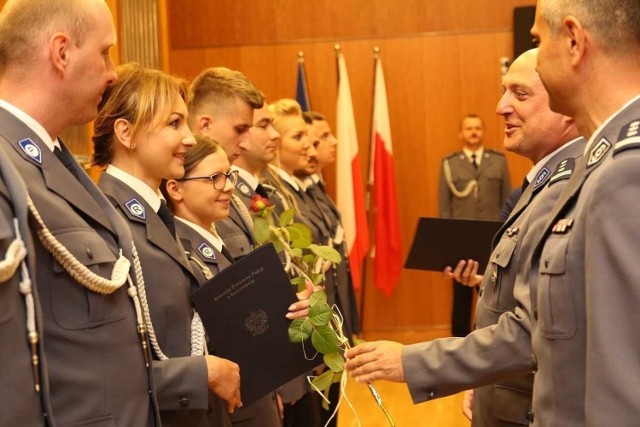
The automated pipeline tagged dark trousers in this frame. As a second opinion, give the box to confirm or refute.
[451,280,474,337]
[283,392,321,427]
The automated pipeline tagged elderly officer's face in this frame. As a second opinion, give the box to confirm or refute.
[496,49,569,163]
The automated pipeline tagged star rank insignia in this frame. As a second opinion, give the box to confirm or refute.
[552,219,574,234]
[587,138,611,167]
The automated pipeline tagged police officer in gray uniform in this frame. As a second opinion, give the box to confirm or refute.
[528,1,640,425]
[0,1,159,425]
[439,114,512,337]
[345,49,583,427]
[0,146,52,426]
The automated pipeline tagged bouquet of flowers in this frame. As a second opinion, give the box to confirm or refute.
[250,194,394,426]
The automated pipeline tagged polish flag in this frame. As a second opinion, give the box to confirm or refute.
[336,50,369,292]
[370,53,402,297]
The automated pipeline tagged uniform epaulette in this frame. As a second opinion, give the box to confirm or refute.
[613,119,640,156]
[548,157,576,186]
[485,148,505,156]
[443,152,459,160]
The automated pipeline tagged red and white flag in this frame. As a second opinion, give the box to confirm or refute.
[336,50,369,292]
[369,53,402,297]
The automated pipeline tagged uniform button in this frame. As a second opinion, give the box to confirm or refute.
[86,248,94,259]
[179,397,190,407]
[426,390,436,400]
[526,410,534,423]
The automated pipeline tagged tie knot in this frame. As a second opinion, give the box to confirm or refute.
[157,201,176,238]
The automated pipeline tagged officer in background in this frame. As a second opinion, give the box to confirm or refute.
[439,114,511,336]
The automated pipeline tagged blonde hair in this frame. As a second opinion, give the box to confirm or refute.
[93,63,187,166]
[0,0,96,70]
[187,67,264,127]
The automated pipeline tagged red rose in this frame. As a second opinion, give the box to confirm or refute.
[250,194,271,213]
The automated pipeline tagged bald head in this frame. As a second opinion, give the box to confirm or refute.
[0,0,103,71]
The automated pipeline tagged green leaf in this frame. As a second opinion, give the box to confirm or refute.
[290,276,307,287]
[290,247,303,258]
[324,352,345,373]
[288,223,312,241]
[253,217,271,244]
[309,301,332,326]
[279,209,295,228]
[310,369,334,392]
[286,225,303,242]
[309,244,342,264]
[332,371,343,383]
[322,386,332,410]
[311,325,340,354]
[288,318,312,343]
[291,238,312,249]
[309,290,327,306]
[311,273,325,286]
[302,254,316,265]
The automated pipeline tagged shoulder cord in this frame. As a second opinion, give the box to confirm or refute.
[26,195,129,294]
[0,218,40,391]
[231,194,254,229]
[130,242,206,360]
[443,159,478,199]
[185,253,211,357]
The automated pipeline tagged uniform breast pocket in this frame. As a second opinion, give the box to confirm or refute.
[221,231,251,260]
[50,229,127,330]
[481,236,517,313]
[537,235,577,339]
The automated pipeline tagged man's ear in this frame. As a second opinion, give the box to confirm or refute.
[164,179,184,203]
[114,118,134,150]
[50,32,70,74]
[197,115,212,133]
[563,16,588,68]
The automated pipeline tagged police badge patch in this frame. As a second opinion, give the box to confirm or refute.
[533,167,551,190]
[614,119,640,156]
[125,198,146,220]
[197,242,216,260]
[587,138,611,167]
[18,138,42,164]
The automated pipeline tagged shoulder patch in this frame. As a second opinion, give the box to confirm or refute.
[614,119,640,156]
[124,198,146,220]
[548,157,575,186]
[587,138,611,168]
[532,167,551,190]
[18,138,42,164]
[443,152,459,160]
[237,182,251,197]
[197,242,217,260]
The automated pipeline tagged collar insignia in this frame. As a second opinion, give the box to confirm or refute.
[197,243,216,260]
[237,182,251,196]
[533,167,551,190]
[125,198,146,220]
[587,138,611,167]
[549,157,575,185]
[614,119,640,155]
[18,138,42,164]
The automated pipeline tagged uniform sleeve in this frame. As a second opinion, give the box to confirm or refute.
[152,356,209,411]
[585,154,640,423]
[438,159,452,218]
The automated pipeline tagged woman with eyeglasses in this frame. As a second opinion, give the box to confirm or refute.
[92,63,240,427]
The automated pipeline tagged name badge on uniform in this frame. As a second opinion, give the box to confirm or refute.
[197,243,216,260]
[552,218,574,234]
[125,198,146,220]
[18,138,42,164]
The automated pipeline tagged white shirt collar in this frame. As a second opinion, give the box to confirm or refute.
[105,164,163,212]
[462,146,484,165]
[272,166,300,191]
[232,165,260,190]
[0,99,60,151]
[526,137,582,184]
[175,216,224,252]
[310,173,322,184]
[584,94,640,155]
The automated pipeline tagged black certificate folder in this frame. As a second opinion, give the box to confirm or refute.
[192,243,320,406]
[404,217,503,272]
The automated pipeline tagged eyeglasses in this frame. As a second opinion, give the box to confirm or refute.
[177,170,239,190]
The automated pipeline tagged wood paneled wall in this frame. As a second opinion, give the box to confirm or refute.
[166,0,536,334]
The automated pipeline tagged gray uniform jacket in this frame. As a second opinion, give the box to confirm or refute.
[0,146,51,426]
[215,183,255,260]
[439,149,511,220]
[402,138,585,427]
[99,173,217,427]
[529,96,640,427]
[0,108,157,426]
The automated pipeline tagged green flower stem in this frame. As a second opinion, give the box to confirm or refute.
[267,224,312,284]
